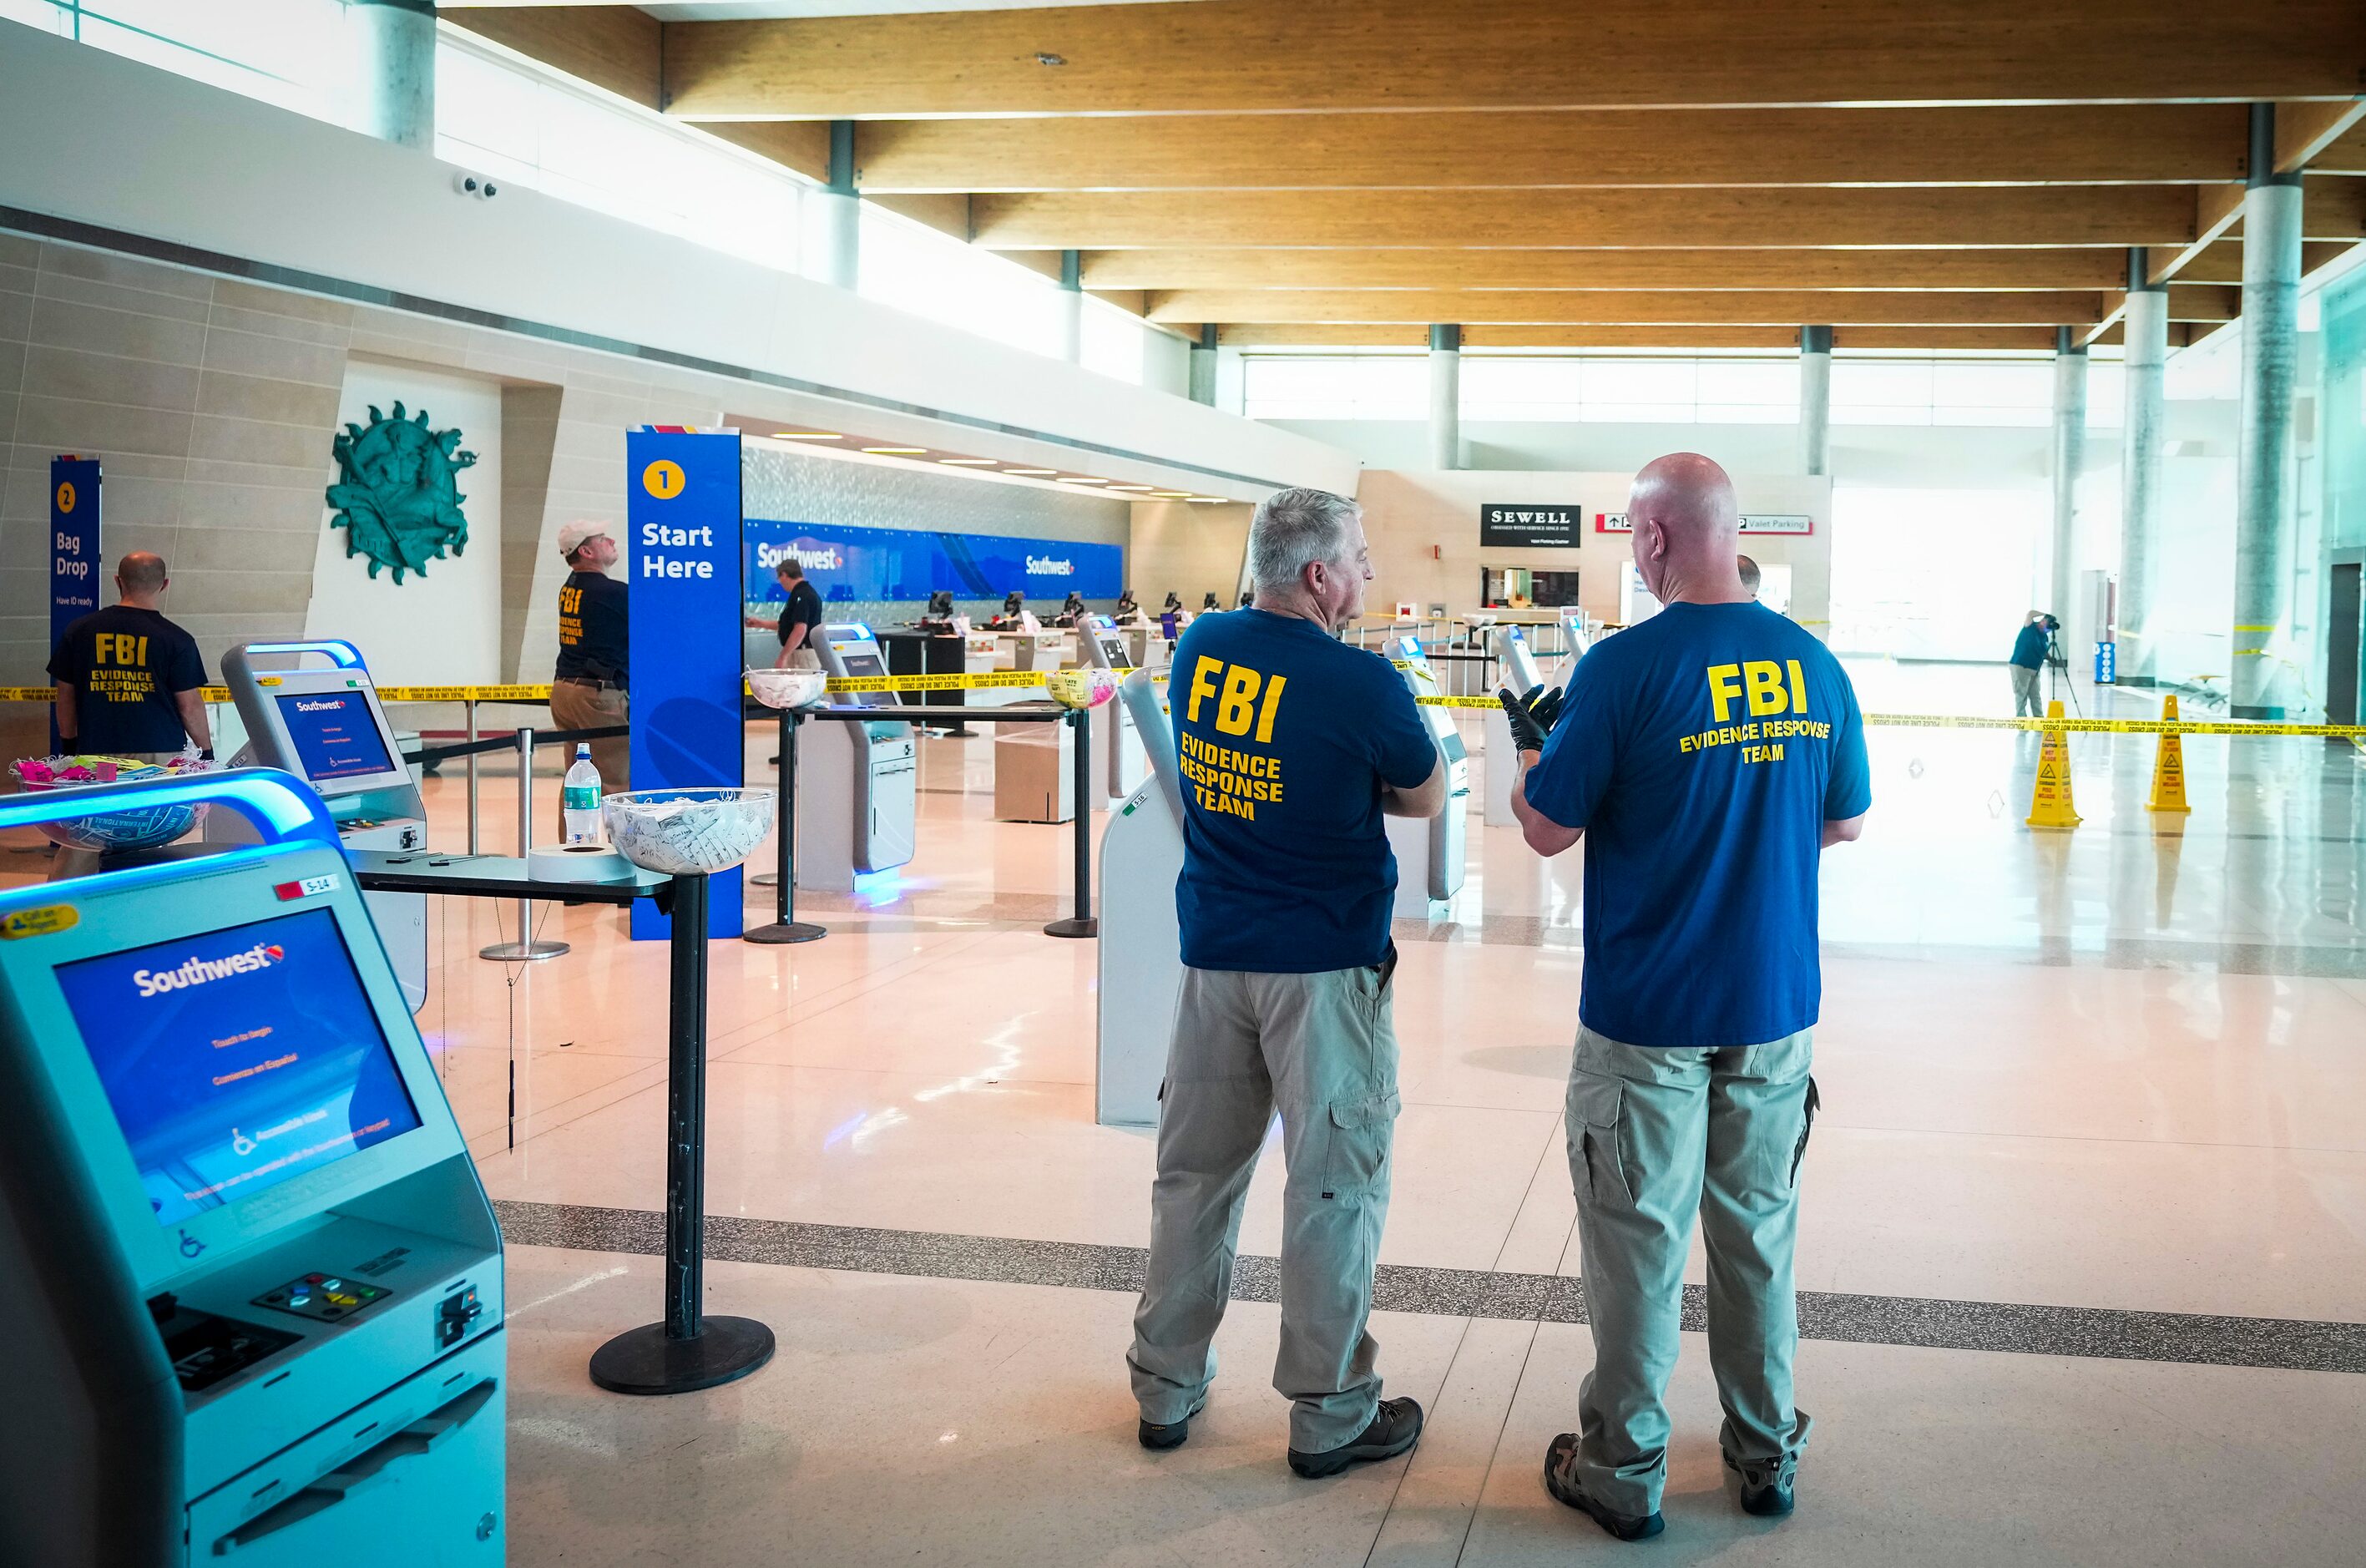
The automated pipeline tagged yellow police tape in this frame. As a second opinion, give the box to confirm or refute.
[6,673,2363,741]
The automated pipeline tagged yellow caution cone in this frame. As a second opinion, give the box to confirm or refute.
[2025,699,2082,829]
[2146,695,2192,813]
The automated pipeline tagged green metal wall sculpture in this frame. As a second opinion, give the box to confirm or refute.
[326,401,477,583]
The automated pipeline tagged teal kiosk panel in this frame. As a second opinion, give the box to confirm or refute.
[0,771,504,1567]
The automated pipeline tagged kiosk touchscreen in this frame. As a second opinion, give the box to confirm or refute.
[1380,637,1471,915]
[800,624,919,890]
[0,771,503,1568]
[1078,615,1149,806]
[217,643,429,1014]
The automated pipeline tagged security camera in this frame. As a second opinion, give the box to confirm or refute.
[450,171,499,200]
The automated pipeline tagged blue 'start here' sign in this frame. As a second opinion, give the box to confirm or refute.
[743,518,1122,603]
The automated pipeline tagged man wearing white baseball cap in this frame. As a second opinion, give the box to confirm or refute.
[552,520,629,794]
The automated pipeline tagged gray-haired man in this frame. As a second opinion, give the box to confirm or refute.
[1127,486,1446,1477]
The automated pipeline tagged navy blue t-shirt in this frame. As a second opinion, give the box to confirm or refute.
[2010,622,2050,670]
[1524,602,1871,1047]
[1173,609,1437,973]
[555,570,629,682]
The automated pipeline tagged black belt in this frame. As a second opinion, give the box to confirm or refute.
[556,675,625,690]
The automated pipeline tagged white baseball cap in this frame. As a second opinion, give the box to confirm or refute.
[556,520,613,558]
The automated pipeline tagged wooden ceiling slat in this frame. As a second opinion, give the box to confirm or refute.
[445,5,661,109]
[1212,323,2072,352]
[2273,100,2366,173]
[853,105,2246,192]
[1149,289,2106,326]
[659,0,2365,118]
[976,187,2198,250]
[1081,248,2130,292]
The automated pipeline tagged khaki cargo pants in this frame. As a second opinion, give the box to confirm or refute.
[1128,959,1401,1454]
[1556,1026,1818,1518]
[549,677,629,824]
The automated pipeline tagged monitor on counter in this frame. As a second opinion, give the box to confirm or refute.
[53,907,424,1228]
[250,668,413,799]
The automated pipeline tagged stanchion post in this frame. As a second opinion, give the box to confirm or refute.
[1045,705,1098,938]
[479,725,569,962]
[746,706,825,944]
[589,871,776,1393]
[465,699,481,857]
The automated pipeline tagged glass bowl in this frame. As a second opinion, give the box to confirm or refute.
[746,666,830,710]
[18,776,208,852]
[600,787,776,875]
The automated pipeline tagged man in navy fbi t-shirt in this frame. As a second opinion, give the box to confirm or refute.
[1128,488,1442,1479]
[1505,453,1869,1540]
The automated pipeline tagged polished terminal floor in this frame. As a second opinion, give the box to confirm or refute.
[13,661,2366,1564]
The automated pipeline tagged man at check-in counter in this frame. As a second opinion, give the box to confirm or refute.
[552,519,629,793]
[1503,453,1869,1542]
[1127,486,1444,1479]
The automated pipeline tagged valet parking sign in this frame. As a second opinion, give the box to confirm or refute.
[626,428,745,942]
[51,457,99,750]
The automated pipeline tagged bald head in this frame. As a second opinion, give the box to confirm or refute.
[116,552,168,604]
[1627,453,1748,606]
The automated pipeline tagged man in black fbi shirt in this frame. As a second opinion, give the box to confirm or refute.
[552,519,629,793]
[50,551,212,759]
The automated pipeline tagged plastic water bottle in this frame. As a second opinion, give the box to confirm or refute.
[562,745,603,844]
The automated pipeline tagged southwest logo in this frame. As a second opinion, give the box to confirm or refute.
[134,942,285,998]
[1026,554,1074,575]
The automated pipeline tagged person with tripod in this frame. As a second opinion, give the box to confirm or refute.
[2009,612,2052,718]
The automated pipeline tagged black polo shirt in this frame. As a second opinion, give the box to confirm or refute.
[776,579,824,650]
[557,570,629,682]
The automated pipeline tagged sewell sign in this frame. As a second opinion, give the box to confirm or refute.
[1479,503,1580,549]
[1595,513,1814,536]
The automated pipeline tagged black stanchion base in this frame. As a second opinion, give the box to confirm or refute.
[589,1316,776,1396]
[745,920,828,944]
[1044,916,1099,939]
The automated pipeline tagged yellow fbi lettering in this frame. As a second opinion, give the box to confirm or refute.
[1706,660,1808,722]
[1688,660,1828,762]
[1181,655,1288,818]
[1185,656,1287,741]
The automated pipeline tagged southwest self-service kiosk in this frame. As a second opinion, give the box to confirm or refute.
[217,643,428,1014]
[1095,670,1184,1126]
[801,624,918,891]
[1484,625,1554,827]
[1078,615,1149,807]
[1380,636,1470,915]
[0,770,504,1567]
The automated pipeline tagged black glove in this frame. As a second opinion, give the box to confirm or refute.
[1497,685,1563,755]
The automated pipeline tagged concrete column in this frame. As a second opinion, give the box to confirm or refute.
[1055,248,1084,364]
[2119,249,2168,686]
[1188,325,1218,406]
[2049,326,2088,619]
[1428,323,1462,471]
[352,0,436,149]
[1798,325,1833,476]
[2232,103,2305,718]
[804,120,861,291]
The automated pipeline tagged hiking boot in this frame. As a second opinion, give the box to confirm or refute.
[1544,1432,1664,1541]
[1726,1452,1797,1518]
[1287,1397,1424,1478]
[1138,1396,1206,1452]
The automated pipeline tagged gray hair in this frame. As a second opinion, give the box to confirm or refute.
[1247,487,1360,596]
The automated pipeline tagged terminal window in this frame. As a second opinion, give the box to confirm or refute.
[56,908,422,1227]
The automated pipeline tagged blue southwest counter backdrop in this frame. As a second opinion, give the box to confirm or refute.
[742,518,1123,604]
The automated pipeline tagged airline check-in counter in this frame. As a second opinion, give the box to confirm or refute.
[0,771,504,1567]
[799,624,919,890]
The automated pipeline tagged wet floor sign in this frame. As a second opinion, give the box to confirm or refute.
[2146,695,2192,813]
[2026,700,2082,829]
